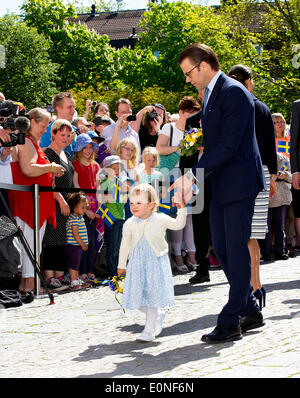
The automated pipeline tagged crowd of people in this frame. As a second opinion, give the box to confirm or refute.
[0,78,299,310]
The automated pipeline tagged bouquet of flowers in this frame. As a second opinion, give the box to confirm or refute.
[179,125,204,157]
[109,276,125,313]
[109,275,124,293]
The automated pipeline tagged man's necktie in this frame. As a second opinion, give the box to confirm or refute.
[202,87,209,114]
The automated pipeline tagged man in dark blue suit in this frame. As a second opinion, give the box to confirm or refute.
[172,43,266,343]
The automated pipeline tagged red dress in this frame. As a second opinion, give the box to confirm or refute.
[9,137,56,229]
[73,160,100,210]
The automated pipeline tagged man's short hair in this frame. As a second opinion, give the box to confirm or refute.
[52,92,74,114]
[115,98,132,112]
[178,43,220,72]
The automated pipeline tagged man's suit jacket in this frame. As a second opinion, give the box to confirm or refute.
[290,99,300,174]
[192,72,265,204]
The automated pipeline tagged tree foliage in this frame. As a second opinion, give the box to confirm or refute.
[1,0,298,118]
[0,15,58,109]
[21,0,115,91]
[221,0,300,118]
[137,0,254,92]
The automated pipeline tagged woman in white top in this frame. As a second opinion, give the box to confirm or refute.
[156,96,201,272]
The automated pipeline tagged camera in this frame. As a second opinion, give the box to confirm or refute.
[147,109,158,121]
[0,100,29,147]
[0,131,26,147]
[46,104,54,113]
[92,100,97,106]
[127,114,137,121]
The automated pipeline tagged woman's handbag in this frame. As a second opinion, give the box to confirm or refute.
[157,124,180,177]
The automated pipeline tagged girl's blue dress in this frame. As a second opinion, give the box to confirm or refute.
[122,215,175,310]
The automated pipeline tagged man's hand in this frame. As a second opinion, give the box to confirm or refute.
[0,146,13,161]
[292,173,300,190]
[0,128,11,146]
[168,173,194,207]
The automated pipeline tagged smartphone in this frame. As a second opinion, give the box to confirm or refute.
[127,115,137,121]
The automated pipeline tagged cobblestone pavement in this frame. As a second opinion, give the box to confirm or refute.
[0,254,300,380]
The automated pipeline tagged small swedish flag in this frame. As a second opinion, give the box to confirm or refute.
[158,200,171,214]
[277,140,290,155]
[280,162,289,172]
[96,204,115,227]
[113,177,121,202]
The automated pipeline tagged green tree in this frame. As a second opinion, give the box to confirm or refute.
[220,0,300,118]
[0,15,58,109]
[136,0,255,92]
[71,0,128,13]
[21,0,115,91]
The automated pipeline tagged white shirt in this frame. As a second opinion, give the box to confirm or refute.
[206,70,222,105]
[159,123,184,147]
[0,148,13,184]
[101,122,141,155]
[118,207,187,269]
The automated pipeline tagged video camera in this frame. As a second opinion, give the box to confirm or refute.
[0,100,29,147]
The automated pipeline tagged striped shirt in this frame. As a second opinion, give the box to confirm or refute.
[66,214,88,245]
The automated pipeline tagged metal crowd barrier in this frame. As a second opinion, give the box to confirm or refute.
[0,182,97,298]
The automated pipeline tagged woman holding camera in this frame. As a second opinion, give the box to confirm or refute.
[137,103,167,153]
[9,108,67,294]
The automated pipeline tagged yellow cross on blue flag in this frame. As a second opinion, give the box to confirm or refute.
[113,177,121,202]
[280,161,289,172]
[277,140,290,155]
[96,204,115,227]
[158,200,171,214]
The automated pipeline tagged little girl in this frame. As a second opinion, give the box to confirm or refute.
[73,133,101,284]
[65,192,90,290]
[117,184,187,342]
[138,147,165,197]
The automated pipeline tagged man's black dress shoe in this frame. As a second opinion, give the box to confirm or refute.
[201,324,242,344]
[189,274,210,284]
[240,312,265,333]
[274,253,289,260]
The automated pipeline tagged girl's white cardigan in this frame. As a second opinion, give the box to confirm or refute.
[117,207,187,270]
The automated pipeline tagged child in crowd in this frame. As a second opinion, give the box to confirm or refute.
[116,138,139,220]
[99,155,125,277]
[73,133,101,284]
[65,192,90,290]
[138,147,164,197]
[116,138,139,184]
[263,153,293,261]
[117,184,187,342]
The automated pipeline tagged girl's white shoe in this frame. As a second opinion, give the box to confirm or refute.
[136,330,155,342]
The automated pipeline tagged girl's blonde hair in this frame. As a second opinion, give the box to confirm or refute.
[141,146,159,167]
[116,138,138,169]
[73,146,96,163]
[129,183,159,212]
